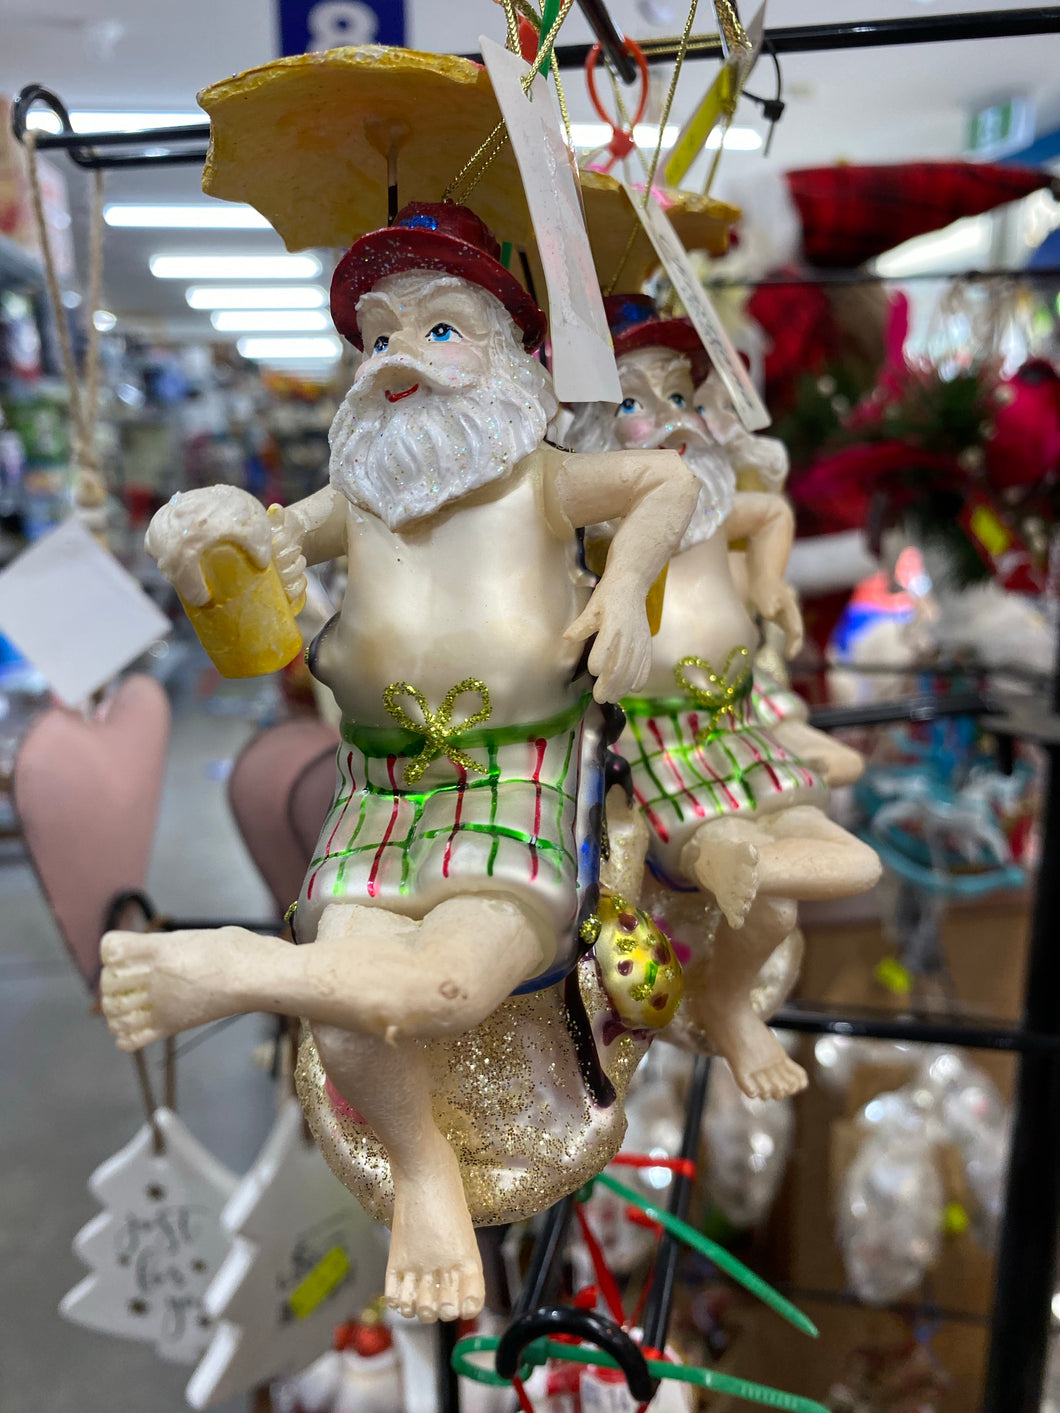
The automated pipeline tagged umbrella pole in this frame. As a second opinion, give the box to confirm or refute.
[387,146,399,224]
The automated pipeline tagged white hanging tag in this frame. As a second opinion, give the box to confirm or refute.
[480,36,622,403]
[620,182,770,431]
[0,517,170,706]
[59,1109,237,1364]
[186,1098,386,1407]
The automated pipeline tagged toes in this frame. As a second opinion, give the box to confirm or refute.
[100,966,150,994]
[394,1271,417,1319]
[437,1268,460,1323]
[100,931,155,965]
[416,1272,441,1323]
[100,991,148,1016]
[114,1027,156,1052]
[460,1287,485,1320]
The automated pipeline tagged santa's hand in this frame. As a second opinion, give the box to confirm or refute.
[145,485,274,606]
[267,504,308,607]
[565,586,652,703]
[751,577,804,658]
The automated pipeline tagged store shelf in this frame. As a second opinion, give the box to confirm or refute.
[0,231,43,291]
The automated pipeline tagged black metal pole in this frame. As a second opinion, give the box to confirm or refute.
[510,1194,576,1319]
[982,638,1060,1410]
[437,1318,461,1413]
[640,1054,711,1352]
[772,1006,1060,1056]
[574,0,638,82]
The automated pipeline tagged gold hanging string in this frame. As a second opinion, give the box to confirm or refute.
[551,51,574,147]
[605,0,699,295]
[24,133,106,483]
[606,65,653,184]
[445,0,577,207]
[713,0,751,57]
[500,0,522,53]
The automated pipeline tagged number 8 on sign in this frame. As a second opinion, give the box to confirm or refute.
[276,0,406,56]
[307,2,379,48]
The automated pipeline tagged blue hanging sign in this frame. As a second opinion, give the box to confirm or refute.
[276,0,406,55]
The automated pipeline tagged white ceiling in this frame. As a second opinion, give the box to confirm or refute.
[2,0,1057,334]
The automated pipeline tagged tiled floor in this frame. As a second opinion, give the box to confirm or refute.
[1,692,280,1412]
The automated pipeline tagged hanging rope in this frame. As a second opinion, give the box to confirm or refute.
[23,132,107,511]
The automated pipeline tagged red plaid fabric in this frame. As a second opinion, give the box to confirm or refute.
[787,162,1053,269]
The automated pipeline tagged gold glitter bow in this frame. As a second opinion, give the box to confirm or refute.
[674,647,752,737]
[382,678,492,786]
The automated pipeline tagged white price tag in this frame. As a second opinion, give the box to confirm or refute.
[480,36,621,404]
[0,518,170,706]
[620,182,770,431]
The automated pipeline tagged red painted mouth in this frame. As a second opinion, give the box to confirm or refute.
[677,442,687,456]
[385,383,419,403]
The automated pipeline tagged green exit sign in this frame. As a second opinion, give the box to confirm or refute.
[967,96,1035,158]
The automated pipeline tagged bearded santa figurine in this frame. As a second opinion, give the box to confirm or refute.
[565,295,880,1101]
[98,205,698,1325]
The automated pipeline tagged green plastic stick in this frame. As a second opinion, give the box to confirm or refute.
[450,1335,831,1413]
[538,0,561,72]
[594,1172,819,1338]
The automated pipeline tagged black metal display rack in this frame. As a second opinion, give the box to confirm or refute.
[12,9,1060,1410]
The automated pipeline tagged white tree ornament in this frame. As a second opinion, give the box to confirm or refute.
[187,1097,387,1408]
[60,1108,237,1363]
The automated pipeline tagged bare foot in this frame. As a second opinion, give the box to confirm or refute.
[687,834,760,929]
[687,986,807,1100]
[386,1136,485,1323]
[99,926,263,1050]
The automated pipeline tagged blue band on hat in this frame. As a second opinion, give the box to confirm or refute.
[400,214,439,230]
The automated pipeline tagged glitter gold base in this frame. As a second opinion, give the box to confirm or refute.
[295,956,648,1228]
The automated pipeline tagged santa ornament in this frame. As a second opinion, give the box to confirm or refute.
[101,188,699,1326]
[565,295,879,1099]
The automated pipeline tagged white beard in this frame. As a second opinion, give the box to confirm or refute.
[679,437,736,551]
[330,363,551,531]
[565,401,735,552]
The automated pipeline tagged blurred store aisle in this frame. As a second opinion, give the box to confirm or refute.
[0,688,278,1412]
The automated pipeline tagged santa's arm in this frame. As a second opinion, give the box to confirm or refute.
[549,448,698,702]
[726,491,803,656]
[268,485,347,605]
[145,483,346,609]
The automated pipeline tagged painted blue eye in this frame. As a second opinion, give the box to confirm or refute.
[618,397,640,415]
[669,392,687,408]
[372,335,390,354]
[427,322,460,342]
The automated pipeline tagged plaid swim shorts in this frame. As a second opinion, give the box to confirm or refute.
[296,698,605,993]
[620,684,826,878]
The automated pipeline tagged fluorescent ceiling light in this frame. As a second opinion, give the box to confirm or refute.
[25,111,203,135]
[106,204,269,229]
[237,336,342,362]
[186,286,327,310]
[212,310,330,332]
[568,122,761,152]
[570,122,678,148]
[150,254,321,280]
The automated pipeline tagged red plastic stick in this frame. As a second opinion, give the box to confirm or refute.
[573,1201,627,1326]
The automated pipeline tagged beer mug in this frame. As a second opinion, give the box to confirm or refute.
[181,541,304,678]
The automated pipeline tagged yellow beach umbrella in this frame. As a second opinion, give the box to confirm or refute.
[198,46,532,251]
